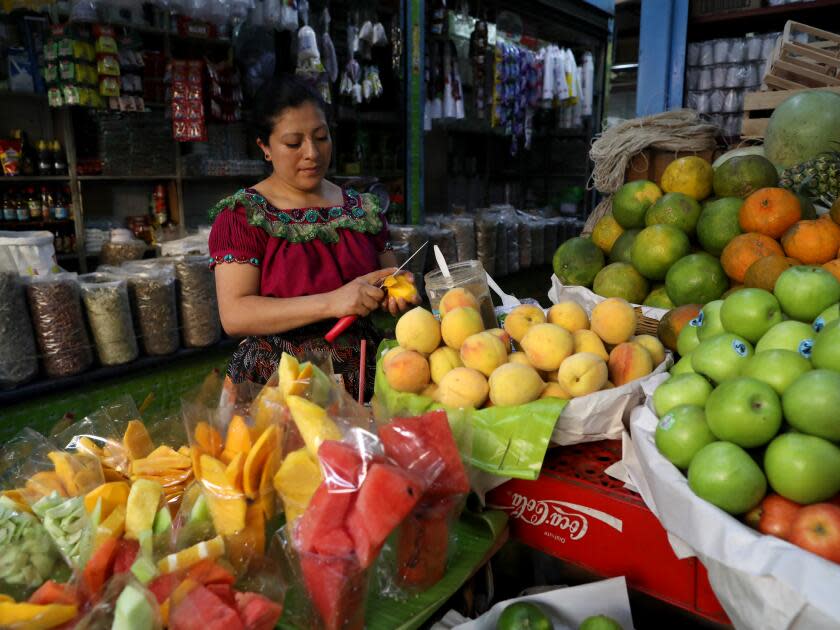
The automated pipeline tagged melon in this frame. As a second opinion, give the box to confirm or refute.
[148,573,181,604]
[346,463,423,568]
[318,441,364,490]
[765,91,840,168]
[295,484,354,554]
[712,146,766,169]
[235,592,284,630]
[169,584,244,630]
[112,583,156,630]
[112,539,140,575]
[312,528,355,557]
[300,553,367,630]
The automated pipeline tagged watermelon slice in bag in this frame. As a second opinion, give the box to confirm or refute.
[169,583,244,630]
[379,411,470,499]
[235,592,284,630]
[112,539,140,575]
[345,463,423,568]
[28,580,79,606]
[299,552,368,630]
[295,484,355,554]
[317,441,364,491]
[396,502,452,589]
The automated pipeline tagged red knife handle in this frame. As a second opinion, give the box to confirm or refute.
[325,315,357,343]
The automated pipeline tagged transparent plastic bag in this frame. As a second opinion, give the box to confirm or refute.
[72,574,162,630]
[174,255,221,348]
[26,272,94,378]
[80,272,139,366]
[0,270,38,387]
[438,215,476,262]
[122,261,180,356]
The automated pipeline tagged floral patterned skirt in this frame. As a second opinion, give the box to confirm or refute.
[225,320,381,401]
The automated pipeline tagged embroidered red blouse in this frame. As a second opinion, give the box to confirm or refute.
[208,188,389,299]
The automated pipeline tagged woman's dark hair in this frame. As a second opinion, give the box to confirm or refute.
[253,75,329,145]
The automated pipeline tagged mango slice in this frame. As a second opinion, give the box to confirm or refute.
[383,274,418,301]
[286,396,341,457]
[26,472,67,499]
[221,415,252,464]
[96,504,126,546]
[242,425,278,500]
[47,452,79,496]
[225,502,265,573]
[258,449,279,519]
[200,455,246,535]
[194,422,223,458]
[125,479,163,540]
[0,602,78,629]
[84,481,130,519]
[123,420,155,461]
[224,453,245,492]
[273,448,322,524]
[158,535,225,574]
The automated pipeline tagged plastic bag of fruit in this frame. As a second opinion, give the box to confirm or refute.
[625,390,840,630]
[72,573,163,629]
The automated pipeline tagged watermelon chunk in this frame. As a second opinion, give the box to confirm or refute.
[381,412,470,498]
[295,483,355,553]
[312,527,355,557]
[148,573,182,604]
[169,584,244,630]
[113,539,140,575]
[235,592,284,630]
[81,536,119,596]
[317,441,363,490]
[206,583,237,608]
[28,580,78,606]
[300,553,368,630]
[186,559,235,586]
[396,507,451,589]
[346,463,423,568]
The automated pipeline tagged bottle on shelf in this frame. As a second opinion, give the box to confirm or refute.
[2,190,15,222]
[152,183,169,227]
[15,189,28,221]
[52,141,67,176]
[37,140,53,176]
[40,186,52,220]
[11,130,36,176]
[53,186,69,220]
[63,185,74,219]
[26,187,41,220]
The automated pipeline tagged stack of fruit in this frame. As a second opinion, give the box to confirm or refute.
[650,264,840,564]
[380,288,668,408]
[555,151,840,308]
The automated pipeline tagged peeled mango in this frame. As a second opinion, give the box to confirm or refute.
[0,496,59,589]
[383,275,418,301]
[32,493,92,570]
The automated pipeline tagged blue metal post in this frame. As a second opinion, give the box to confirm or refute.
[405,0,424,225]
[637,0,689,116]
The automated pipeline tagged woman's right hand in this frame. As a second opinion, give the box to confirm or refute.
[328,268,396,317]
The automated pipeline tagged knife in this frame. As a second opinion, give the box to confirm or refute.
[324,240,429,343]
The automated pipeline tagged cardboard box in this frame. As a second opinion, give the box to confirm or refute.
[487,441,730,625]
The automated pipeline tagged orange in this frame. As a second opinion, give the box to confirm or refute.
[743,255,801,291]
[781,219,840,265]
[720,232,785,283]
[739,187,801,239]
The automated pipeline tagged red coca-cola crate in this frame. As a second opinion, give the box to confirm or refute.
[486,440,730,625]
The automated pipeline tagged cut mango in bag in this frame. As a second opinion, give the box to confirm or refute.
[84,481,129,519]
[286,396,341,457]
[125,479,163,540]
[243,425,279,500]
[123,420,154,460]
[273,448,322,524]
[0,602,78,629]
[158,535,225,574]
[221,415,252,464]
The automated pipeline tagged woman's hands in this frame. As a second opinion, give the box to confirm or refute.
[382,271,422,316]
[328,268,396,317]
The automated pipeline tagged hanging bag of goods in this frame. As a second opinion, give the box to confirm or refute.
[79,272,139,367]
[122,261,180,357]
[174,255,221,348]
[0,247,38,387]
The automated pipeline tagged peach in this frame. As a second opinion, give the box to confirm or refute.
[429,346,463,384]
[439,287,480,318]
[487,328,512,352]
[503,304,546,343]
[437,367,489,408]
[631,335,666,366]
[548,301,589,332]
[441,306,484,350]
[508,352,532,367]
[572,329,609,361]
[521,323,574,371]
[557,353,609,397]
[421,383,439,399]
[488,363,544,406]
[460,332,507,377]
[590,298,636,345]
[383,349,431,393]
[541,382,571,399]
[608,342,654,386]
[395,307,441,354]
[382,346,407,369]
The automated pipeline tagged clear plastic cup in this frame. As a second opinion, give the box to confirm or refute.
[714,39,730,64]
[424,260,497,329]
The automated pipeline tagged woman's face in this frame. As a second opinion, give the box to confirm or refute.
[259,101,331,192]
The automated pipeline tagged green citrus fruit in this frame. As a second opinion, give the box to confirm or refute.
[609,228,641,264]
[553,237,605,287]
[497,602,552,630]
[613,180,663,228]
[591,214,625,254]
[696,198,744,256]
[665,253,729,306]
[593,262,650,304]
[644,285,676,309]
[630,224,691,280]
[645,192,702,235]
[713,154,779,198]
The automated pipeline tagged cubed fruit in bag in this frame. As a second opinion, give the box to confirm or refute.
[157,535,225,574]
[28,581,78,607]
[205,583,237,608]
[125,479,163,540]
[0,602,78,629]
[186,559,235,586]
[95,503,126,545]
[112,583,156,630]
[300,553,367,630]
[84,482,130,518]
[235,592,284,630]
[113,538,140,575]
[81,536,119,595]
[312,527,355,557]
[148,573,182,604]
[346,463,423,568]
[295,484,355,554]
[168,584,244,630]
[318,441,364,490]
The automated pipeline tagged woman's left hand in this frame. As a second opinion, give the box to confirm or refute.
[382,271,421,317]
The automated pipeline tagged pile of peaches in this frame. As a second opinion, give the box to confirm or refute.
[380,288,667,409]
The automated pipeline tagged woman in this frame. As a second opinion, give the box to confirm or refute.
[208,75,417,398]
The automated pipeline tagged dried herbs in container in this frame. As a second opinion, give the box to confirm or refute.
[121,261,180,356]
[173,255,221,348]
[79,272,139,366]
[0,271,39,387]
[26,273,93,378]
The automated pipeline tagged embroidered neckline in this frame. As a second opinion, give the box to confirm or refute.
[209,187,383,244]
[209,254,260,269]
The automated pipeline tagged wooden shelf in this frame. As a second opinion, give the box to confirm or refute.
[0,219,74,229]
[0,90,48,101]
[689,0,840,39]
[78,175,177,181]
[0,176,71,183]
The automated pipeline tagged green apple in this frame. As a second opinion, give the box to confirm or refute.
[764,433,840,504]
[696,300,725,341]
[720,288,783,343]
[691,333,753,384]
[755,320,815,359]
[705,377,782,447]
[653,373,713,416]
[655,404,716,469]
[578,615,623,630]
[677,323,701,356]
[812,319,840,372]
[813,303,840,333]
[741,349,812,396]
[670,354,696,375]
[774,266,840,322]
[688,441,767,514]
[782,369,840,442]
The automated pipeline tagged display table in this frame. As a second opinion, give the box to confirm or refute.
[487,441,730,625]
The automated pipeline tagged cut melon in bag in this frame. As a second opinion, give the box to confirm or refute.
[299,553,368,630]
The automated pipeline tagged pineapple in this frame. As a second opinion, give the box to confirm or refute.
[780,151,840,206]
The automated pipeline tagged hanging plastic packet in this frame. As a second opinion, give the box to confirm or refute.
[372,21,388,46]
[322,8,338,83]
[297,26,319,63]
[298,0,310,27]
[280,0,299,32]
